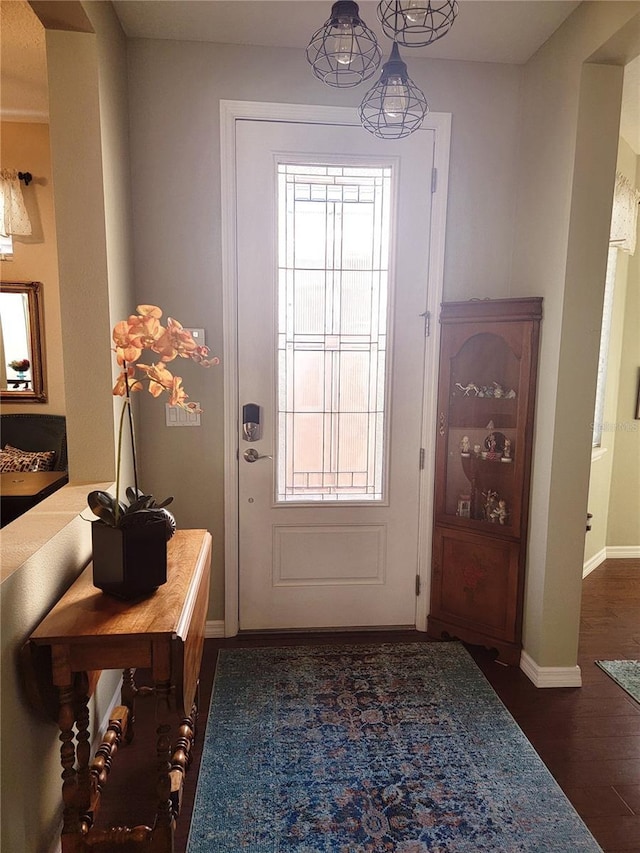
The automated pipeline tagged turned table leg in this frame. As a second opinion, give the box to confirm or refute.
[121,667,138,744]
[155,678,174,831]
[58,681,80,837]
[74,673,92,827]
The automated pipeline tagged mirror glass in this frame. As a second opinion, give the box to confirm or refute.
[0,281,47,402]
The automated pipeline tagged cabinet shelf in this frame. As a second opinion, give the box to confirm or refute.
[428,297,542,665]
[448,396,517,429]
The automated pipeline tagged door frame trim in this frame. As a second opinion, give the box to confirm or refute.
[220,99,451,637]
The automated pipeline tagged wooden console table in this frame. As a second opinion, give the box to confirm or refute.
[24,528,212,853]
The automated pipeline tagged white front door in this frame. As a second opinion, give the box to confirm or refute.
[235,116,435,631]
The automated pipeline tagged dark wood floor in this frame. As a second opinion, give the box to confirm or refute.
[96,558,640,852]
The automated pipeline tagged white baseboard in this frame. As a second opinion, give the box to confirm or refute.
[583,547,607,578]
[605,545,640,559]
[583,545,640,577]
[520,650,582,688]
[206,619,226,638]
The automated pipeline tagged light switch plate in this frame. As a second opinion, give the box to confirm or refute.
[165,404,201,427]
[185,328,206,346]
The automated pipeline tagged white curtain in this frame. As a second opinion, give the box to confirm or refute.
[610,171,640,255]
[0,169,32,237]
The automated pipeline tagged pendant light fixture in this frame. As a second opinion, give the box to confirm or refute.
[377,1,458,48]
[306,1,382,88]
[359,42,428,139]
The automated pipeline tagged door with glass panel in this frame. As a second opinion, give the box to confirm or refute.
[236,119,434,630]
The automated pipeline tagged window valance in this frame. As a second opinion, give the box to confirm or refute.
[0,169,32,237]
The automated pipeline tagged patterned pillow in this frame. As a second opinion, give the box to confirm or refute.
[0,444,56,473]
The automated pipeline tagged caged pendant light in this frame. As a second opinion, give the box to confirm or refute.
[306,1,382,88]
[377,0,458,48]
[359,42,429,139]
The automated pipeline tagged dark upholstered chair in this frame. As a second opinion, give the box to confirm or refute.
[0,414,68,471]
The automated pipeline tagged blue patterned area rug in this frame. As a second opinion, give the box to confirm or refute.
[596,659,640,703]
[188,643,602,852]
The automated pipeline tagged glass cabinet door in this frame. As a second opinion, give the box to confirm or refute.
[438,329,524,532]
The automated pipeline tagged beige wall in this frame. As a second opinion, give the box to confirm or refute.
[608,151,640,546]
[0,487,108,853]
[0,4,135,851]
[510,3,640,669]
[0,121,66,413]
[2,8,640,848]
[585,137,640,566]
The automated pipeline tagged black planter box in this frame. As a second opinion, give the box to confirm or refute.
[91,519,167,599]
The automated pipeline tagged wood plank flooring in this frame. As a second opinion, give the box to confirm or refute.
[470,559,640,853]
[96,558,640,852]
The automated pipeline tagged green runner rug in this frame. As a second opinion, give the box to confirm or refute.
[596,659,640,703]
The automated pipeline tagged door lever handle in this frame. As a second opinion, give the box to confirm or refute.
[243,448,273,463]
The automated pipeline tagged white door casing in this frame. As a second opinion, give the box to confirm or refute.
[221,101,451,636]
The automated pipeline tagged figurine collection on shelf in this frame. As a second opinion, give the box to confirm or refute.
[482,489,509,525]
[453,381,516,399]
[459,430,514,463]
[451,379,516,526]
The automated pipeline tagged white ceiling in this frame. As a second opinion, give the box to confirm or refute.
[1,0,638,153]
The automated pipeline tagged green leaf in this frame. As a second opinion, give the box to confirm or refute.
[87,490,123,527]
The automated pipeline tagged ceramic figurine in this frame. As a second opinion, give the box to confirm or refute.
[455,382,479,396]
[460,435,471,456]
[491,499,508,525]
[502,438,512,462]
[486,433,498,460]
[483,489,498,521]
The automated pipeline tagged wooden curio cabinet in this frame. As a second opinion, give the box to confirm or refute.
[427,298,542,665]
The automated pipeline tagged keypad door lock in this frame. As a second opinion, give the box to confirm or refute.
[242,402,261,442]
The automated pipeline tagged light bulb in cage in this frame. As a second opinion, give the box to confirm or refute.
[306,1,382,88]
[359,42,429,140]
[382,77,408,119]
[332,19,355,65]
[404,0,426,24]
[377,1,458,48]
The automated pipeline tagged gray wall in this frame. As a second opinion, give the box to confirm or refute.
[126,39,525,620]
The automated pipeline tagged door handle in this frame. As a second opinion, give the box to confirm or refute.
[243,448,273,463]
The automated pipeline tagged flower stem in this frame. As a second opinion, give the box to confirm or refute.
[123,359,140,496]
[114,399,128,526]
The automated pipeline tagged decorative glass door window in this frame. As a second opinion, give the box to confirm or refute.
[277,162,393,502]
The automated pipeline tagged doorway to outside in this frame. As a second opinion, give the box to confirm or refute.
[221,101,451,636]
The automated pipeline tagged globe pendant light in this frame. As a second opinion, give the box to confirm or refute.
[306,1,382,88]
[359,42,429,139]
[377,1,458,48]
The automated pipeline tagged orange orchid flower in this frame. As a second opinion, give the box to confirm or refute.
[153,317,199,362]
[99,304,218,527]
[169,375,202,412]
[113,320,143,366]
[137,362,174,398]
[126,312,164,352]
[191,345,220,367]
[112,305,217,411]
[112,366,143,397]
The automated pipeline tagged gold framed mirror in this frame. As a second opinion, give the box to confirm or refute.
[0,281,47,403]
